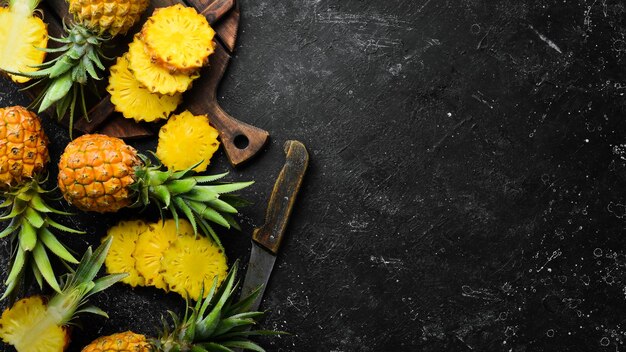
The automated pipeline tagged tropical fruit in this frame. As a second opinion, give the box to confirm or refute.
[82,262,280,352]
[156,111,220,172]
[107,54,182,122]
[68,0,150,37]
[0,239,126,351]
[140,4,216,73]
[57,134,253,245]
[0,106,84,299]
[0,0,48,83]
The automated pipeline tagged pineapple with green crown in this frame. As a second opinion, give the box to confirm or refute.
[0,106,85,300]
[82,261,283,352]
[0,238,127,352]
[7,0,149,136]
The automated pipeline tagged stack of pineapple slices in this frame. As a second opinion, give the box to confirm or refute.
[105,218,228,300]
[108,4,216,122]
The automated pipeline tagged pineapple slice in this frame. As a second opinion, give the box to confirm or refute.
[127,38,199,95]
[133,219,191,290]
[155,111,220,172]
[107,54,182,122]
[104,220,148,287]
[0,1,48,83]
[140,4,216,73]
[161,234,228,300]
[0,297,68,352]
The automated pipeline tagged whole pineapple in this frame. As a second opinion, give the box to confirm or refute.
[82,262,281,352]
[58,134,252,246]
[0,238,127,352]
[11,0,149,135]
[0,106,84,300]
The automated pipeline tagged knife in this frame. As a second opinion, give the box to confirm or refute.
[240,140,309,311]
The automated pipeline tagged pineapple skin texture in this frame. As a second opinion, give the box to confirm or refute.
[82,331,150,352]
[68,0,150,37]
[0,106,49,189]
[58,134,140,213]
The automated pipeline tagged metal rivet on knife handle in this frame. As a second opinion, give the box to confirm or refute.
[252,140,309,254]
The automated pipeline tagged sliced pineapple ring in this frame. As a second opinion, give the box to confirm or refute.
[0,296,68,352]
[127,38,199,95]
[161,234,228,300]
[107,54,182,122]
[141,4,216,73]
[133,219,191,290]
[0,7,48,83]
[156,111,220,172]
[104,220,148,287]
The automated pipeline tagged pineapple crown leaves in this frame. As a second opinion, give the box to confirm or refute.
[0,178,85,300]
[7,0,41,14]
[156,261,283,352]
[9,21,109,138]
[131,154,254,249]
[47,237,127,325]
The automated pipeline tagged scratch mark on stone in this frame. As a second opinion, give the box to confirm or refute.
[429,117,473,153]
[528,24,563,54]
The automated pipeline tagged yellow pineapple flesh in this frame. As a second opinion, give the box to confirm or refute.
[107,54,182,122]
[68,0,150,37]
[133,219,187,290]
[127,37,199,95]
[0,296,69,352]
[156,111,220,172]
[81,331,150,352]
[140,4,216,73]
[162,234,228,300]
[0,106,49,189]
[57,134,140,213]
[104,220,149,287]
[0,1,48,83]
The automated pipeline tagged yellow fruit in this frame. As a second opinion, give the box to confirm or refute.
[133,219,191,290]
[104,220,149,287]
[140,4,216,73]
[68,0,150,37]
[0,106,49,189]
[0,296,69,352]
[0,1,48,83]
[127,38,199,95]
[107,54,182,122]
[161,234,227,299]
[81,331,150,352]
[156,111,220,172]
[57,134,140,213]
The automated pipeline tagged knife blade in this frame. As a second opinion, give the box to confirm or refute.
[240,140,309,311]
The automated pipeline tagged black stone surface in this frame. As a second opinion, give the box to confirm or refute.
[1,0,626,351]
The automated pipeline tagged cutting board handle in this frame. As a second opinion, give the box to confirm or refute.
[206,103,269,167]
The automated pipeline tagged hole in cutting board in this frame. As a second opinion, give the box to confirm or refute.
[234,134,249,149]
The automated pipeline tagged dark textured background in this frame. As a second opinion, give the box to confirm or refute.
[1,0,626,351]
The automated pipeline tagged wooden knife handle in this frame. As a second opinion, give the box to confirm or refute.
[252,140,309,254]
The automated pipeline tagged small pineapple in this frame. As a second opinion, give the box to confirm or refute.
[0,238,127,352]
[156,111,220,172]
[140,4,216,73]
[68,0,150,37]
[0,106,84,299]
[127,38,200,96]
[58,134,252,245]
[82,262,281,352]
[107,54,182,123]
[0,0,48,83]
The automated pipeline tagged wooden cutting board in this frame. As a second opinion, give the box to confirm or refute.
[36,0,269,167]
